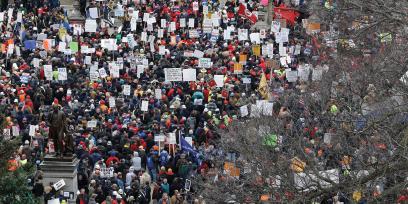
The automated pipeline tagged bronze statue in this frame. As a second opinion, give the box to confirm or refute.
[48,105,72,157]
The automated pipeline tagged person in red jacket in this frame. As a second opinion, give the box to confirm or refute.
[106,152,120,167]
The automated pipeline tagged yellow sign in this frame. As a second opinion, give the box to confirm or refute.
[234,63,243,74]
[252,45,261,56]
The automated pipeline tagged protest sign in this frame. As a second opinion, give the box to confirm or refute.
[312,68,323,81]
[89,65,99,81]
[44,65,53,80]
[198,58,212,68]
[180,18,186,27]
[100,167,114,178]
[137,65,145,78]
[69,42,79,53]
[29,125,39,137]
[271,21,280,33]
[252,45,261,56]
[99,68,108,78]
[110,65,120,78]
[89,7,98,18]
[188,18,195,28]
[193,50,204,58]
[250,33,260,44]
[238,29,248,41]
[155,89,162,99]
[234,63,243,74]
[123,85,131,95]
[168,132,177,144]
[165,68,183,81]
[58,42,66,52]
[87,120,97,128]
[141,100,149,111]
[240,105,249,117]
[239,54,247,64]
[285,69,298,82]
[85,19,97,32]
[52,179,65,191]
[3,129,10,140]
[182,69,197,81]
[214,75,224,87]
[109,97,116,107]
[189,30,199,38]
[58,68,67,81]
[12,126,19,136]
[24,40,36,50]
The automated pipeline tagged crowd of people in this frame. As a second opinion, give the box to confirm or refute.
[5,0,401,203]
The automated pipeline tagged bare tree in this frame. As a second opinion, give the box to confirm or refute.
[193,1,408,203]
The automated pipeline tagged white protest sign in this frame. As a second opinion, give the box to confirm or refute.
[137,65,145,78]
[312,69,323,81]
[324,133,331,144]
[250,104,261,118]
[198,58,212,68]
[249,32,260,44]
[182,69,197,81]
[58,68,67,81]
[188,18,195,28]
[123,85,131,95]
[193,50,204,58]
[158,29,164,38]
[298,65,310,81]
[164,68,183,81]
[155,89,162,99]
[89,65,100,81]
[44,65,53,80]
[87,120,97,128]
[180,18,186,27]
[238,29,248,41]
[168,132,177,144]
[263,102,273,116]
[99,68,108,78]
[155,135,166,142]
[240,105,249,117]
[85,19,97,32]
[100,167,114,178]
[109,97,116,107]
[85,56,92,65]
[285,69,298,82]
[214,75,224,87]
[53,179,66,191]
[89,7,99,18]
[47,198,60,204]
[159,45,165,55]
[33,58,40,68]
[12,126,19,136]
[193,1,199,11]
[141,100,149,111]
[271,21,280,33]
[110,65,120,78]
[161,19,167,28]
[167,21,175,32]
[243,77,251,84]
[3,129,10,140]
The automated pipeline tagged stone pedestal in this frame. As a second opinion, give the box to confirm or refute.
[40,155,79,204]
[60,0,85,22]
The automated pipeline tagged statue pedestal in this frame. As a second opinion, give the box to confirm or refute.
[40,155,79,204]
[60,0,85,22]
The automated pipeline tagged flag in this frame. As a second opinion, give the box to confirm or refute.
[258,73,269,99]
[273,4,300,25]
[237,4,258,24]
[180,137,200,159]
